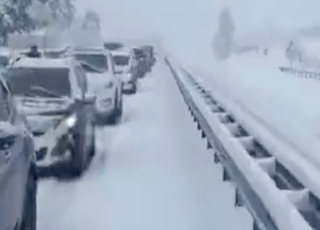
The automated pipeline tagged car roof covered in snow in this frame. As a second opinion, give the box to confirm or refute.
[11,57,73,69]
[110,49,130,56]
[67,47,107,54]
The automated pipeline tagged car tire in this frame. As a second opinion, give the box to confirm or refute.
[20,165,37,230]
[71,121,93,176]
[107,94,123,125]
[130,84,137,94]
[89,126,95,157]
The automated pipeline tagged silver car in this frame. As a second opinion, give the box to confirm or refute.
[0,76,37,230]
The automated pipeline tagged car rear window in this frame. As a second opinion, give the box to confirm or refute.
[133,48,145,59]
[74,54,108,71]
[104,42,124,50]
[4,67,71,97]
[112,55,129,66]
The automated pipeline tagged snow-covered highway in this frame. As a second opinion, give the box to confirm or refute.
[36,60,251,230]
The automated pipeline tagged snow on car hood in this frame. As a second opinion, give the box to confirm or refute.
[14,96,72,115]
[26,114,62,133]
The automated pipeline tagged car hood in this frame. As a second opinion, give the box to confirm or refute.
[26,114,62,134]
[14,96,72,115]
[14,96,71,133]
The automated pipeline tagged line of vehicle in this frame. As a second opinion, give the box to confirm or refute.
[165,57,317,230]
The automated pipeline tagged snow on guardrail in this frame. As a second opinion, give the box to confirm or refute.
[279,66,320,81]
[165,57,315,230]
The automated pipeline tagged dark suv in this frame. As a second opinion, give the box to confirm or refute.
[0,76,37,230]
[4,57,96,178]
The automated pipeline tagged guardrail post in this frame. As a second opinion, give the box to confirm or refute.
[223,167,231,181]
[214,152,220,163]
[235,187,244,207]
[253,221,260,230]
[201,130,206,138]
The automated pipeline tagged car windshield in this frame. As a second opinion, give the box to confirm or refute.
[44,51,62,59]
[80,62,103,73]
[4,67,71,97]
[112,55,129,66]
[133,48,145,59]
[74,54,108,71]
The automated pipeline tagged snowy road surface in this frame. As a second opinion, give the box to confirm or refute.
[37,60,251,230]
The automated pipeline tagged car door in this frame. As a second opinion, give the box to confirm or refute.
[130,52,139,77]
[0,79,31,230]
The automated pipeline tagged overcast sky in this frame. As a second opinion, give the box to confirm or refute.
[77,0,320,67]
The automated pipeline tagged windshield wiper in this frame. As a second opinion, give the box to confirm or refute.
[30,86,61,98]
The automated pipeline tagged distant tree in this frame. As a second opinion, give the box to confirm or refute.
[27,0,53,28]
[0,0,76,45]
[47,0,75,27]
[286,41,302,67]
[82,9,100,31]
[213,7,235,60]
[0,0,35,45]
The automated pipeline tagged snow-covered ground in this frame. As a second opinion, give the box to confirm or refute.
[37,60,251,230]
[186,50,320,184]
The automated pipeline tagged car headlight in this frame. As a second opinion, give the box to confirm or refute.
[65,115,77,127]
[122,73,132,82]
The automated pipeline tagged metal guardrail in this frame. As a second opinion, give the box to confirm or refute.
[165,58,319,230]
[279,67,320,80]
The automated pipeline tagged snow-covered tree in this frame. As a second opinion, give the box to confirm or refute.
[213,7,235,60]
[47,0,75,27]
[28,0,53,28]
[82,9,100,31]
[0,0,35,45]
[286,41,303,67]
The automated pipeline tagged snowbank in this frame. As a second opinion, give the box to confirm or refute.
[182,51,320,211]
[166,56,312,230]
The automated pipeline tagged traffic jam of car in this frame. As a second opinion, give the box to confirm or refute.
[0,42,156,230]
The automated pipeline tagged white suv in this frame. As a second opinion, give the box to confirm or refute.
[111,49,139,94]
[65,47,123,124]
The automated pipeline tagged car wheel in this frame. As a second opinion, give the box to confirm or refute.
[107,93,123,125]
[89,126,95,157]
[71,122,93,176]
[131,84,137,94]
[20,165,37,230]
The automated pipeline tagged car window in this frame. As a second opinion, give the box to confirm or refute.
[80,62,103,73]
[104,42,123,50]
[74,54,108,71]
[0,80,11,121]
[133,49,145,59]
[4,67,71,97]
[112,55,129,66]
